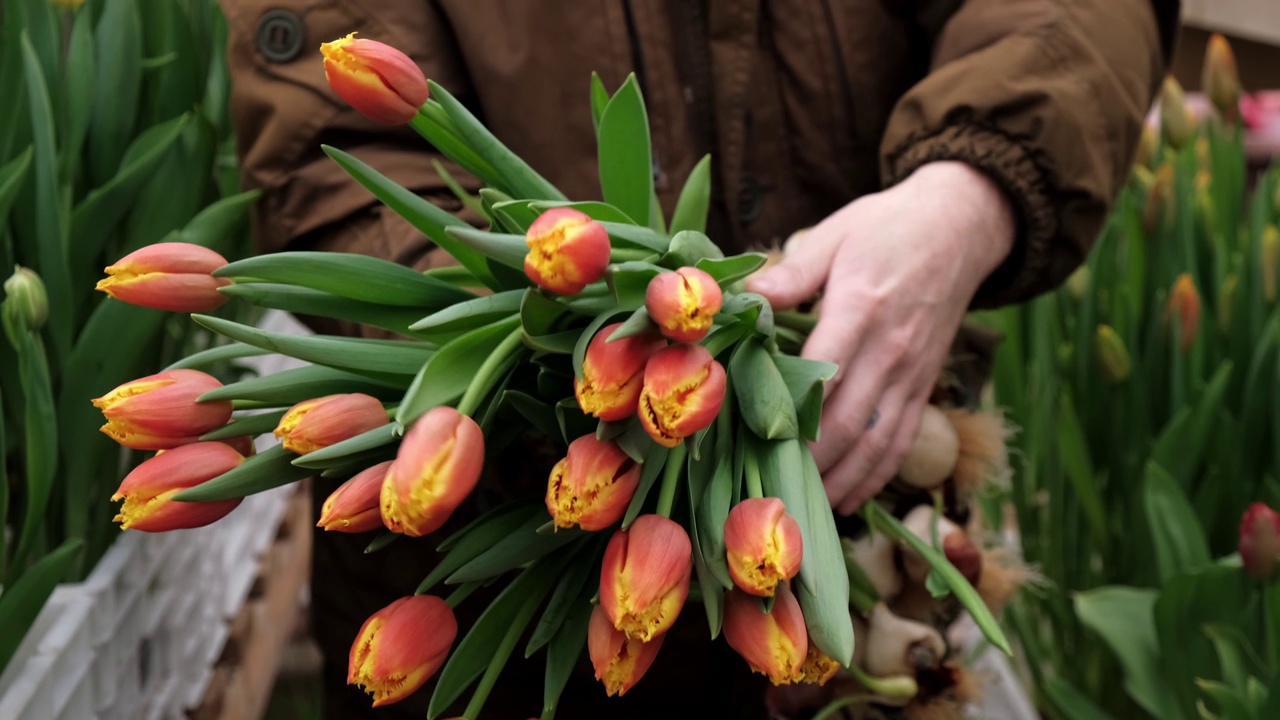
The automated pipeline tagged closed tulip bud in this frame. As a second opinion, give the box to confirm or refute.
[1203,34,1241,121]
[600,514,692,641]
[638,343,726,447]
[1160,76,1193,150]
[380,407,484,537]
[645,267,724,342]
[723,585,808,685]
[1218,274,1238,335]
[546,434,641,531]
[588,603,664,696]
[1142,162,1174,237]
[1239,503,1280,581]
[92,369,233,449]
[1134,124,1159,170]
[575,323,666,421]
[111,442,245,532]
[1262,225,1280,305]
[96,242,230,312]
[320,33,428,126]
[319,461,391,533]
[274,393,388,454]
[348,595,457,707]
[3,266,47,330]
[1064,265,1090,303]
[524,208,611,295]
[1094,325,1132,383]
[1165,274,1201,352]
[724,497,803,597]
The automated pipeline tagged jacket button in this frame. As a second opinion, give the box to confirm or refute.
[738,177,763,225]
[256,9,305,63]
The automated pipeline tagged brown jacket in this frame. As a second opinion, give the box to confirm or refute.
[223,0,1178,311]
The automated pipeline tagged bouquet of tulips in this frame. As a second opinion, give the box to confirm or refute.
[91,33,1021,719]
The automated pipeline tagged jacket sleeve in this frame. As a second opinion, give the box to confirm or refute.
[218,0,479,271]
[879,0,1180,307]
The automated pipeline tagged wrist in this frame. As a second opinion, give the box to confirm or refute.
[900,161,1016,279]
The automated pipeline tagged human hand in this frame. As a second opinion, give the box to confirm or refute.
[746,161,1015,514]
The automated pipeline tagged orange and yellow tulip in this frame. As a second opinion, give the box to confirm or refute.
[574,322,666,421]
[274,393,388,454]
[523,208,611,295]
[645,267,723,342]
[96,242,230,312]
[380,407,484,537]
[1164,274,1200,352]
[546,434,641,531]
[722,584,808,685]
[637,343,726,447]
[599,514,692,641]
[111,442,245,532]
[321,33,428,125]
[588,603,664,696]
[319,461,392,534]
[724,497,803,597]
[92,369,233,450]
[348,595,456,707]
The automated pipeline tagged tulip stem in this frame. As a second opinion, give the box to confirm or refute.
[461,589,543,719]
[654,443,687,518]
[743,444,764,499]
[456,328,525,417]
[445,581,482,609]
[810,694,875,720]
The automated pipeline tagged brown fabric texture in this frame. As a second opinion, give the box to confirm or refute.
[216,1,1179,717]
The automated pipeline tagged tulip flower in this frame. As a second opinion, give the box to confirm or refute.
[645,267,723,342]
[546,435,641,531]
[588,603,664,696]
[1160,76,1192,150]
[319,462,392,533]
[348,595,457,707]
[600,514,692,641]
[723,497,803,597]
[111,442,245,532]
[320,33,428,126]
[1164,274,1200,352]
[1239,502,1280,581]
[380,406,484,537]
[523,208,611,295]
[574,322,666,421]
[1203,34,1241,121]
[216,434,257,458]
[95,242,230,312]
[92,369,233,449]
[638,343,726,447]
[1094,325,1132,383]
[4,266,48,330]
[722,585,808,685]
[274,393,389,454]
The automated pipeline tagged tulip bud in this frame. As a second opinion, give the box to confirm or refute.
[1262,225,1280,305]
[722,585,808,685]
[588,603,665,696]
[111,442,245,532]
[600,514,692,641]
[274,393,389,455]
[1165,274,1201,352]
[319,461,392,533]
[638,343,727,447]
[723,497,803,597]
[380,407,484,537]
[574,323,666,421]
[1064,265,1090,303]
[523,208,611,295]
[1239,502,1280,581]
[1218,274,1239,335]
[1134,124,1159,170]
[1142,162,1174,237]
[645,267,724,342]
[546,434,641,531]
[320,33,428,126]
[898,405,960,489]
[92,369,233,449]
[1094,325,1132,383]
[96,242,230,312]
[3,266,48,331]
[1160,76,1193,150]
[348,595,457,707]
[1203,34,1241,121]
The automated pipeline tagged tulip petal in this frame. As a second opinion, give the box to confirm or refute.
[600,515,692,641]
[588,603,664,696]
[722,585,808,685]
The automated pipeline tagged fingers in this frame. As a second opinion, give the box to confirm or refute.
[820,380,909,508]
[810,354,888,473]
[835,391,928,516]
[745,225,841,310]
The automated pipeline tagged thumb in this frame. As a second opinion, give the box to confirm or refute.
[745,227,838,310]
